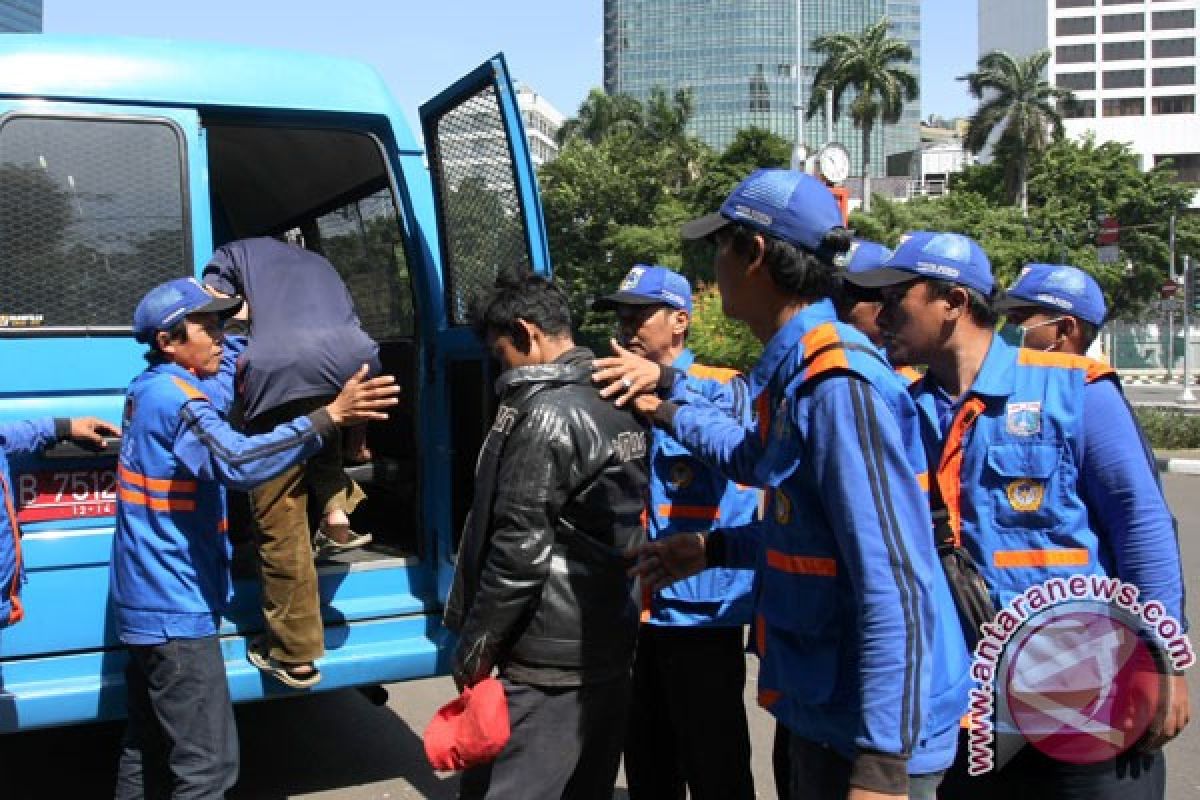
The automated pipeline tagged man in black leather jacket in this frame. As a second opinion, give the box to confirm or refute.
[446,272,649,800]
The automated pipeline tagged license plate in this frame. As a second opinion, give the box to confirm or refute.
[16,468,118,523]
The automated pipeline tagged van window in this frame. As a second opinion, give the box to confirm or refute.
[0,116,187,331]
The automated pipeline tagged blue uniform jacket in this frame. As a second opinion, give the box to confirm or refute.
[913,336,1185,624]
[646,350,757,627]
[109,337,332,644]
[0,418,63,627]
[665,300,969,776]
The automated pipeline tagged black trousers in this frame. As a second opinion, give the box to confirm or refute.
[939,728,1166,800]
[459,674,630,800]
[624,625,754,800]
[114,636,239,800]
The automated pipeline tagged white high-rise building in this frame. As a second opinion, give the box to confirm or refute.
[517,85,565,167]
[979,0,1198,187]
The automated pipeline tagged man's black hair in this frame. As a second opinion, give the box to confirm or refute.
[142,320,189,365]
[924,278,999,328]
[471,270,574,348]
[1078,319,1099,350]
[725,222,854,302]
[831,276,882,317]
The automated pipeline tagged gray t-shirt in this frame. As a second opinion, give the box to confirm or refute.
[203,237,380,421]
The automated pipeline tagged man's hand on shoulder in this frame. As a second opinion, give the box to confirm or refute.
[66,417,121,450]
[593,339,663,408]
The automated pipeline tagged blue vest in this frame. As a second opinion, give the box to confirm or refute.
[916,338,1118,610]
[646,351,758,627]
[109,365,231,642]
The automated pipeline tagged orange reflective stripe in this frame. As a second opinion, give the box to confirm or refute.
[1016,349,1115,384]
[801,323,849,380]
[916,472,930,492]
[936,396,986,548]
[766,550,837,577]
[961,713,973,729]
[169,376,210,402]
[895,365,922,383]
[758,689,782,709]
[0,472,24,625]
[657,504,720,521]
[118,464,197,495]
[118,486,196,513]
[218,518,229,534]
[993,548,1090,568]
[1086,362,1117,384]
[686,363,739,383]
[755,613,767,658]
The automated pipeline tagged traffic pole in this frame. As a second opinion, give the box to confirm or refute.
[1182,255,1196,403]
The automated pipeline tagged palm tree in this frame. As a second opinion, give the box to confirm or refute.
[808,17,918,213]
[959,50,1073,215]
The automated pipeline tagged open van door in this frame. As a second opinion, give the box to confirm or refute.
[419,54,551,598]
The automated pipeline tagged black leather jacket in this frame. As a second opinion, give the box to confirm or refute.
[445,347,649,687]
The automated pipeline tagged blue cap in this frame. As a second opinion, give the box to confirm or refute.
[995,263,1107,326]
[843,230,994,295]
[680,168,846,253]
[132,277,242,343]
[593,265,692,313]
[836,239,894,274]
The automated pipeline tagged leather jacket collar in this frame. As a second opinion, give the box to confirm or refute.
[494,346,593,395]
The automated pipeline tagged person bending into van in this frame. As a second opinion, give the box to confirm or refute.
[0,416,119,638]
[203,237,380,689]
[111,277,397,799]
[592,265,758,800]
[446,272,649,800]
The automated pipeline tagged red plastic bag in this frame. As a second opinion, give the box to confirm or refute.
[423,677,511,771]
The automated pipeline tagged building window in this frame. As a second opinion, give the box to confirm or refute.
[1153,65,1196,85]
[1058,16,1097,35]
[1154,153,1200,183]
[1103,40,1146,59]
[1062,97,1098,117]
[1103,12,1146,32]
[1057,71,1098,89]
[1103,96,1146,115]
[1057,0,1095,6]
[1103,68,1146,87]
[1152,94,1195,113]
[1103,0,1142,4]
[1153,37,1195,58]
[1059,43,1097,62]
[1153,9,1195,29]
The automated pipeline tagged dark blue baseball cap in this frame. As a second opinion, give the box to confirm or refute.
[836,239,894,274]
[593,265,693,313]
[680,168,846,253]
[843,230,994,295]
[995,263,1107,326]
[133,277,242,343]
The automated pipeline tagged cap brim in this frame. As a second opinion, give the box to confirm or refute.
[992,292,1038,314]
[194,295,244,319]
[680,212,731,241]
[841,267,921,289]
[592,291,674,312]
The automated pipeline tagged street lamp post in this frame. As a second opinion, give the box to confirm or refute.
[1181,253,1196,403]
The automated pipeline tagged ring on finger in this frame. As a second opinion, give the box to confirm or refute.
[620,377,633,389]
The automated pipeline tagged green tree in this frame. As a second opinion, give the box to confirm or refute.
[686,284,760,372]
[959,50,1072,215]
[808,17,918,213]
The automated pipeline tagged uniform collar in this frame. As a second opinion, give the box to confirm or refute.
[967,334,1017,399]
[671,349,695,371]
[747,298,838,398]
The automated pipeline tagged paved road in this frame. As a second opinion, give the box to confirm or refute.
[1127,383,1200,407]
[6,474,1200,799]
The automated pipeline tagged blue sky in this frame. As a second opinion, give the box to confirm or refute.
[46,0,978,123]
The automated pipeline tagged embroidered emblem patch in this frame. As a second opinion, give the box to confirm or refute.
[1006,479,1045,512]
[620,266,646,291]
[773,489,792,524]
[1006,402,1042,436]
[668,462,694,490]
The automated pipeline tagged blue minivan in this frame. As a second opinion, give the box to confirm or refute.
[0,35,550,731]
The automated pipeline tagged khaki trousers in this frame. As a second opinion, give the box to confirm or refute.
[246,396,365,663]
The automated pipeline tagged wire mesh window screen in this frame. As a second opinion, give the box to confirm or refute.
[0,116,187,330]
[429,84,531,326]
[315,187,416,341]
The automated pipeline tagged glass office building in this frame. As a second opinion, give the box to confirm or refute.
[603,0,920,177]
[0,0,42,32]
